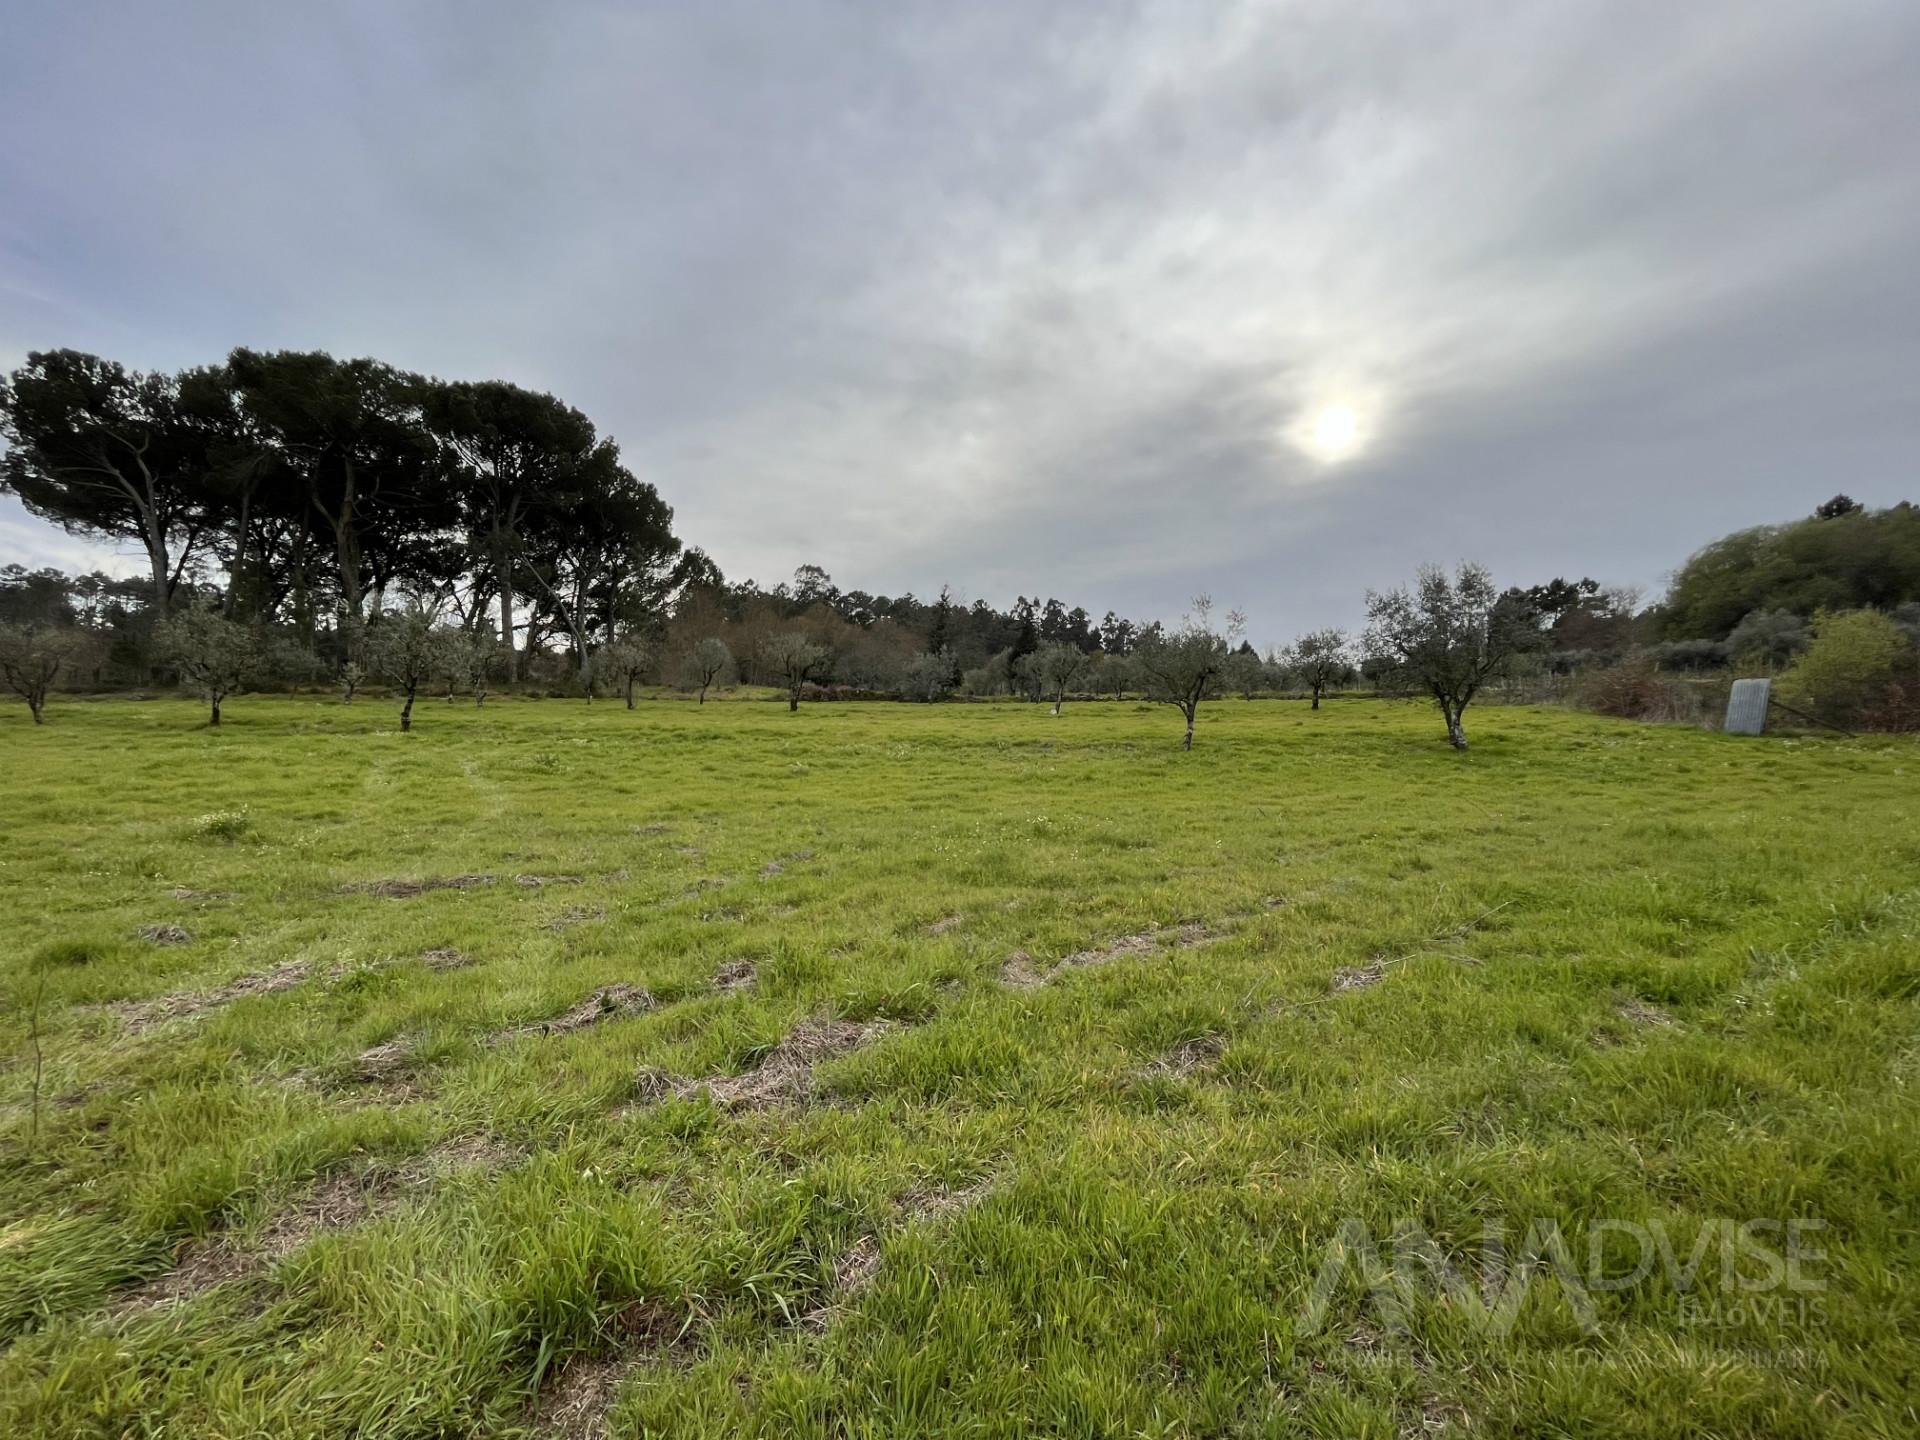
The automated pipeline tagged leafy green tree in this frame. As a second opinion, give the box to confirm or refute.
[1032,642,1088,715]
[1365,563,1540,749]
[899,650,954,703]
[1661,502,1920,639]
[426,380,608,681]
[519,451,678,688]
[684,636,733,703]
[1282,628,1353,709]
[0,623,84,724]
[159,600,261,726]
[1132,598,1237,750]
[597,636,654,709]
[1223,646,1266,700]
[761,633,827,712]
[226,350,450,626]
[365,604,459,733]
[1,351,220,613]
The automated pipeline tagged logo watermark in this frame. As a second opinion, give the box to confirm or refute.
[1296,1215,1827,1340]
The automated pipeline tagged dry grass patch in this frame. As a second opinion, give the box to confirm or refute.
[108,959,313,1033]
[636,1017,891,1110]
[1140,1033,1227,1079]
[710,959,757,995]
[493,984,655,1045]
[135,923,192,946]
[340,874,496,899]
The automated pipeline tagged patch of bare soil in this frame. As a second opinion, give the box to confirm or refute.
[113,1137,516,1315]
[136,924,193,946]
[109,960,313,1033]
[1141,1033,1226,1079]
[711,959,757,995]
[420,947,472,970]
[492,984,655,1045]
[341,874,496,899]
[1615,996,1674,1028]
[546,904,608,933]
[515,874,583,888]
[635,1017,890,1110]
[926,914,964,935]
[1330,960,1387,993]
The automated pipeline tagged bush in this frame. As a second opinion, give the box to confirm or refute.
[1725,609,1810,668]
[1778,609,1918,728]
[1572,653,1705,723]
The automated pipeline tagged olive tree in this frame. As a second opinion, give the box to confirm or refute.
[1364,563,1539,749]
[762,633,827,712]
[366,604,459,733]
[1223,647,1266,700]
[462,632,498,707]
[1283,628,1354,710]
[1132,598,1238,749]
[1032,642,1088,715]
[684,636,732,704]
[598,636,654,709]
[0,623,82,724]
[899,650,954,702]
[160,600,260,726]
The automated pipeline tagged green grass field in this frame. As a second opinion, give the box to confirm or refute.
[1,694,1916,1438]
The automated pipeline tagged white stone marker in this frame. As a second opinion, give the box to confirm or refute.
[1724,678,1771,735]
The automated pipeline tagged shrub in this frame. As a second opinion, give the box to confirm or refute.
[1573,653,1704,723]
[1725,609,1810,668]
[1777,609,1917,728]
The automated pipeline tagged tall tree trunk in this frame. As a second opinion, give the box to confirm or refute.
[788,687,799,713]
[29,697,44,725]
[1051,693,1062,716]
[495,540,517,683]
[1311,688,1321,711]
[698,682,709,705]
[1445,704,1468,750]
[625,676,636,710]
[1182,704,1195,750]
[146,518,172,614]
[209,696,222,727]
[400,681,417,733]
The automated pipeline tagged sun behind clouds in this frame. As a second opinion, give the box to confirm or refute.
[1286,396,1377,465]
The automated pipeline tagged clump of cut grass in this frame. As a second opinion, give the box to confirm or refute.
[190,807,253,843]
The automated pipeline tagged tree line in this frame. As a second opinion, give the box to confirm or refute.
[5,345,1917,744]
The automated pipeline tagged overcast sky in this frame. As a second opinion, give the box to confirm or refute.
[3,1,1917,643]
